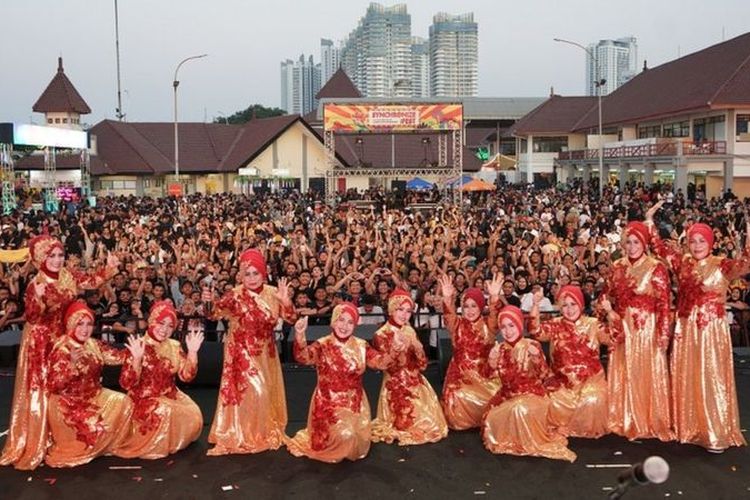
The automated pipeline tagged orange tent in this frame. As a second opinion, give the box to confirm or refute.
[461,178,496,192]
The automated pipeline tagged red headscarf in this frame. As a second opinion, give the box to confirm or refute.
[331,301,360,326]
[497,305,524,336]
[687,222,714,248]
[388,288,415,317]
[64,300,95,340]
[239,248,267,279]
[28,234,64,278]
[558,285,585,310]
[462,287,486,311]
[147,300,178,340]
[625,221,651,248]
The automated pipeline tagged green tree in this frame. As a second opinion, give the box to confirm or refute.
[215,104,286,124]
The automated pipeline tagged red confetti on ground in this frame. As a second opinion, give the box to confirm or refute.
[167,460,175,466]
[44,478,57,486]
[132,476,143,482]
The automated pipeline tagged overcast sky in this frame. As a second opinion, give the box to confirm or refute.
[2,0,748,126]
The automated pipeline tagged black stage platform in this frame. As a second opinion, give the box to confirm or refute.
[1,357,750,499]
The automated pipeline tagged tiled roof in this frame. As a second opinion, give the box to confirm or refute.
[32,57,91,114]
[86,116,304,175]
[510,96,597,135]
[315,68,362,100]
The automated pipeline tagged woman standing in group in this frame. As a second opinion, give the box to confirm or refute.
[1,235,119,470]
[370,289,448,445]
[116,300,204,459]
[604,221,673,441]
[205,249,296,455]
[439,274,503,430]
[646,201,748,452]
[45,302,134,467]
[286,304,390,463]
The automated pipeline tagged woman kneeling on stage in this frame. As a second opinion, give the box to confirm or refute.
[482,305,576,462]
[115,300,204,459]
[370,289,448,445]
[45,301,134,467]
[286,303,390,463]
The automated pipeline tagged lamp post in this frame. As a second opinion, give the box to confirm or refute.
[173,54,207,191]
[553,38,606,197]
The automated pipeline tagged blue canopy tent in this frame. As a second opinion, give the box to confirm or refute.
[446,175,473,188]
[406,177,433,190]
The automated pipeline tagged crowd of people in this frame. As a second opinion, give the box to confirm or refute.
[1,180,749,351]
[0,178,748,469]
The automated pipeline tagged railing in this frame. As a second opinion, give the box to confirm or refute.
[557,140,726,161]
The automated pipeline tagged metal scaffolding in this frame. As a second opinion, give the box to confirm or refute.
[0,143,16,214]
[79,148,91,198]
[43,146,59,212]
[323,129,463,207]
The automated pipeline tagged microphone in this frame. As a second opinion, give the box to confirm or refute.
[608,456,670,499]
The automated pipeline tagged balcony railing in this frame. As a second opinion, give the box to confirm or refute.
[557,141,726,160]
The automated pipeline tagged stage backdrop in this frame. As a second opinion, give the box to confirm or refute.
[324,104,463,133]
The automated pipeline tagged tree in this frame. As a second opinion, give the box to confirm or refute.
[215,104,286,124]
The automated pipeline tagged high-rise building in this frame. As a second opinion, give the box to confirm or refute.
[340,3,413,98]
[586,37,638,96]
[320,38,341,86]
[411,37,430,98]
[280,55,321,115]
[429,12,478,97]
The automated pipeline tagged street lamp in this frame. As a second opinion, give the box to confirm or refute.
[553,38,606,197]
[173,54,208,189]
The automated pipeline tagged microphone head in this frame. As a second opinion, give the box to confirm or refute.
[642,456,670,484]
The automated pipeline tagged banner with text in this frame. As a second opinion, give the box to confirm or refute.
[324,104,462,133]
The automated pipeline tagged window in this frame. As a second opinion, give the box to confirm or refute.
[662,121,689,138]
[519,138,528,154]
[62,118,68,124]
[54,118,60,124]
[533,136,568,153]
[737,114,750,141]
[47,118,53,124]
[638,124,661,138]
[693,115,725,142]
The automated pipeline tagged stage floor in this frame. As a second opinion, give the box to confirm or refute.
[1,362,749,499]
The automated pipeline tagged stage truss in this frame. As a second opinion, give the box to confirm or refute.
[322,103,463,207]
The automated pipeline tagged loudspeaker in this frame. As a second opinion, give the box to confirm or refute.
[392,180,406,195]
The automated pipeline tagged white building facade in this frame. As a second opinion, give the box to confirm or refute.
[429,12,478,97]
[586,37,638,96]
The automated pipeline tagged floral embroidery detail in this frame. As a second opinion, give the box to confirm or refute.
[48,344,106,446]
[538,319,603,389]
[443,317,494,397]
[217,288,277,406]
[309,339,364,450]
[123,344,178,434]
[373,328,424,431]
[489,341,547,407]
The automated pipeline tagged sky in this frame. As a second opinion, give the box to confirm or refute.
[2,0,749,126]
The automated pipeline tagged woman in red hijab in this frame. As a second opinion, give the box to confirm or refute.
[1,235,119,470]
[115,300,204,459]
[438,274,503,430]
[204,248,296,455]
[286,303,390,463]
[482,305,576,461]
[528,285,621,438]
[646,201,748,452]
[370,289,448,445]
[45,302,133,467]
[603,221,673,441]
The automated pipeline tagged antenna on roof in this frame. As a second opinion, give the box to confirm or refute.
[642,60,648,72]
[550,86,554,97]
